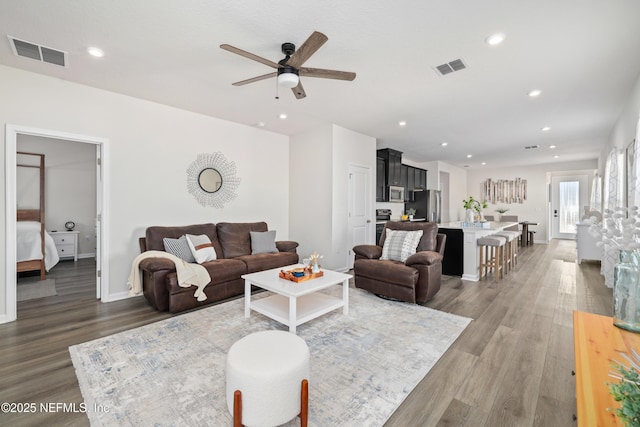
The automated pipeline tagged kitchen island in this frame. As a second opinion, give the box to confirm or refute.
[438,221,519,281]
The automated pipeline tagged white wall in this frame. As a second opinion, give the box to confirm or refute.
[466,160,597,242]
[17,135,97,257]
[290,124,376,271]
[599,73,640,172]
[0,65,290,316]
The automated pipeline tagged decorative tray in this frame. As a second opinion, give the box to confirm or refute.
[279,268,324,283]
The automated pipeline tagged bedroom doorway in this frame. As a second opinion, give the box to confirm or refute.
[4,125,109,324]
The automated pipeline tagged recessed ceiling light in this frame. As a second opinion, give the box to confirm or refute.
[440,142,448,147]
[398,120,407,127]
[541,126,551,131]
[87,47,104,57]
[486,33,506,46]
[481,162,487,165]
[528,89,542,98]
[466,154,473,158]
[553,155,559,159]
[279,114,287,119]
[256,122,266,127]
[549,145,556,149]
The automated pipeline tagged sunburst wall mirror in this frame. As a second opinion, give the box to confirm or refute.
[187,152,241,208]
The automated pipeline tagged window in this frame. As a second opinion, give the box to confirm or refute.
[559,181,579,233]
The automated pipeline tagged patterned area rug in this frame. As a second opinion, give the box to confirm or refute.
[69,287,471,426]
[17,277,57,301]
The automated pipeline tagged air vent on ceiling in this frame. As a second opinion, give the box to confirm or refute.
[524,145,540,150]
[434,58,467,76]
[8,36,67,67]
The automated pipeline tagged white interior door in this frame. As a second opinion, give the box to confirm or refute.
[95,145,102,298]
[348,164,371,269]
[551,174,589,239]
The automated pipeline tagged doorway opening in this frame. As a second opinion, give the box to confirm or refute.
[3,125,109,324]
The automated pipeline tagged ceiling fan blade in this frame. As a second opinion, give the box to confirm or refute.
[286,31,328,69]
[291,81,307,99]
[299,67,356,81]
[220,44,281,69]
[232,72,277,86]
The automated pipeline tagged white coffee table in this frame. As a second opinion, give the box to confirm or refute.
[242,264,351,334]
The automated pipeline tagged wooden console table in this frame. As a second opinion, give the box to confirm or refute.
[573,310,640,426]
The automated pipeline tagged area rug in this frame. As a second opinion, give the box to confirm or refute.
[17,277,57,301]
[69,287,471,426]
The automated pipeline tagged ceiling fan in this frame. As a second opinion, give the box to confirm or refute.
[220,31,356,99]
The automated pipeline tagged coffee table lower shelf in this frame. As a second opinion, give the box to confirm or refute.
[251,293,344,330]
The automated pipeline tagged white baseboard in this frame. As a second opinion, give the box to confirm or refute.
[78,252,96,259]
[0,313,15,324]
[103,291,132,303]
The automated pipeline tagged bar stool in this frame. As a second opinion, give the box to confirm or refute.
[494,230,520,272]
[478,235,507,282]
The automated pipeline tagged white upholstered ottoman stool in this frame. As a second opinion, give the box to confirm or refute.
[226,330,310,427]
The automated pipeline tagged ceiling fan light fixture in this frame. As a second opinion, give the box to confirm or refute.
[277,67,299,88]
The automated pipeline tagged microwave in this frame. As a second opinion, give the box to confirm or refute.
[388,186,405,203]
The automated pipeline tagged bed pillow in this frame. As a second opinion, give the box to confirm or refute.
[163,235,196,263]
[186,234,217,264]
[380,229,424,262]
[250,230,278,254]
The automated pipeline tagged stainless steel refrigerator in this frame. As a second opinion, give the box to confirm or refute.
[406,189,441,223]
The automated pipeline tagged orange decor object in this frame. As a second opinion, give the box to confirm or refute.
[279,268,324,283]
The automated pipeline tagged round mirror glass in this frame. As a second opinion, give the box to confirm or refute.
[198,168,223,193]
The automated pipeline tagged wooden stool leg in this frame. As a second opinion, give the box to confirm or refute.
[233,390,242,427]
[299,379,309,427]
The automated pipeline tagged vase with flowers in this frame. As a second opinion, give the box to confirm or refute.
[590,206,640,332]
[463,196,488,222]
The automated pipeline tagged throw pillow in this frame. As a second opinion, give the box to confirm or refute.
[250,230,278,254]
[163,235,196,263]
[381,229,424,262]
[186,234,217,264]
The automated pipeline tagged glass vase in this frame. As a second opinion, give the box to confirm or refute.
[613,250,640,332]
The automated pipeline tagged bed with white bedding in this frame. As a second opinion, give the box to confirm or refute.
[17,220,60,272]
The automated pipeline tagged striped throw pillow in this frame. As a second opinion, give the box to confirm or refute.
[380,229,424,262]
[163,235,196,263]
[186,234,217,264]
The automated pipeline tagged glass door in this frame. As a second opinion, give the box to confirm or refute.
[551,175,589,239]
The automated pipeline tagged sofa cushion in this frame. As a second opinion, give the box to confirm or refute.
[217,222,268,258]
[186,234,217,263]
[166,258,247,293]
[146,224,223,257]
[354,259,418,288]
[381,229,423,262]
[163,235,196,263]
[380,221,438,252]
[250,230,278,254]
[235,251,299,273]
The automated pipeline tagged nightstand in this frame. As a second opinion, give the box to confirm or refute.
[51,230,79,261]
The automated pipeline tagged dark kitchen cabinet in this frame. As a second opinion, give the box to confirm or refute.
[377,148,402,187]
[415,168,427,190]
[401,165,409,201]
[376,157,386,202]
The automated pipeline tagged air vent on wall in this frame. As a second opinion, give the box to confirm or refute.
[8,36,67,67]
[434,58,467,76]
[524,145,540,150]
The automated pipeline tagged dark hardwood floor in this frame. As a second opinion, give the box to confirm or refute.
[0,240,610,426]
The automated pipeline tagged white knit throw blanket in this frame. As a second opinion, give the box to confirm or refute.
[128,251,211,301]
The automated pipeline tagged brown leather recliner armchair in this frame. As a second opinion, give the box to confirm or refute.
[353,221,446,304]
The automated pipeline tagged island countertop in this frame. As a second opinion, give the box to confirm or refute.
[439,221,518,231]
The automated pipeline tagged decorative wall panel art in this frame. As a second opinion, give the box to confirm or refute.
[482,178,527,204]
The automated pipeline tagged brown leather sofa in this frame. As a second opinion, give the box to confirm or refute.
[138,222,299,313]
[353,221,446,304]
